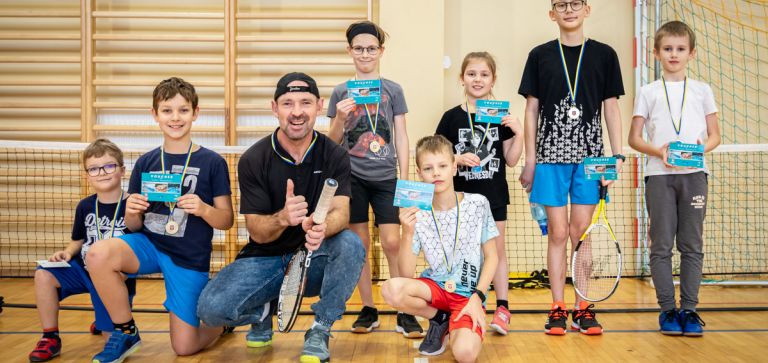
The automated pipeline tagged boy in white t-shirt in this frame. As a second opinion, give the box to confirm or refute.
[628,20,721,337]
[382,135,498,362]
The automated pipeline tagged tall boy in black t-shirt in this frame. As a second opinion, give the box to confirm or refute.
[86,77,234,362]
[518,0,624,335]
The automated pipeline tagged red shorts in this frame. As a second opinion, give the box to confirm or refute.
[418,278,483,338]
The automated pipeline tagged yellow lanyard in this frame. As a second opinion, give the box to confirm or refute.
[430,192,460,273]
[662,76,687,137]
[160,142,193,214]
[557,37,587,106]
[94,190,123,240]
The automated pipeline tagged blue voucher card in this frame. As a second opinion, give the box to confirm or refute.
[393,180,435,211]
[668,142,704,168]
[475,100,509,124]
[347,79,381,104]
[141,173,182,202]
[584,157,618,181]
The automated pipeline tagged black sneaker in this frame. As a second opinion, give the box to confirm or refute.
[571,301,603,335]
[396,313,425,338]
[544,302,568,335]
[418,319,449,356]
[351,306,380,333]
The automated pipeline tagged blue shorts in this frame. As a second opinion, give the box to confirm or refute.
[529,163,604,207]
[38,261,135,332]
[120,233,209,327]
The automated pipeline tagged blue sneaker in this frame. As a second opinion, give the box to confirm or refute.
[246,318,273,348]
[91,329,141,363]
[658,309,682,335]
[679,310,705,337]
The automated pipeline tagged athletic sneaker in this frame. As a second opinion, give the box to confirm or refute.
[351,306,380,333]
[679,310,706,337]
[395,313,425,338]
[91,329,141,363]
[300,324,331,363]
[490,306,511,335]
[418,319,449,356]
[246,318,273,348]
[28,337,61,362]
[658,309,682,335]
[571,302,603,335]
[544,302,568,335]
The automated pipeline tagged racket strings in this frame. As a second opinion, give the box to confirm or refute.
[573,225,621,301]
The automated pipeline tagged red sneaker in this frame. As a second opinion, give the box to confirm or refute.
[29,337,61,362]
[571,301,604,335]
[490,306,511,335]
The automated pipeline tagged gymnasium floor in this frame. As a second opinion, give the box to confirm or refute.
[1,278,766,362]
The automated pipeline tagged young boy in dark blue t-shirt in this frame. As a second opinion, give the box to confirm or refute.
[29,139,136,362]
[86,77,234,362]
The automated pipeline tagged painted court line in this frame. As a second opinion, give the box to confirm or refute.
[2,329,768,335]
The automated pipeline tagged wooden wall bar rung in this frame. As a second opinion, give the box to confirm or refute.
[235,57,350,65]
[236,12,365,20]
[0,103,81,109]
[93,79,225,87]
[236,126,329,133]
[0,10,81,18]
[91,11,224,19]
[0,56,80,63]
[235,35,344,43]
[236,80,337,88]
[0,125,80,131]
[0,80,81,86]
[0,33,80,40]
[92,125,224,132]
[93,102,224,109]
[92,56,225,65]
[92,34,224,42]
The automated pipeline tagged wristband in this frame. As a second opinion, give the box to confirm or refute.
[613,154,626,162]
[473,289,486,303]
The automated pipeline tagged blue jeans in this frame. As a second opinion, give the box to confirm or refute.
[197,229,365,327]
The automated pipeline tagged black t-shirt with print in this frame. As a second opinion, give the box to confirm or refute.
[435,105,514,209]
[518,39,624,163]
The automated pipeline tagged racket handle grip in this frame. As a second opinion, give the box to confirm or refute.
[599,184,608,199]
[312,178,338,224]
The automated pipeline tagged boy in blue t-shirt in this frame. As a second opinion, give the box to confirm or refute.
[29,139,136,362]
[86,77,234,362]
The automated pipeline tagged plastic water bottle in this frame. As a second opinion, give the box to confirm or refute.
[530,202,548,236]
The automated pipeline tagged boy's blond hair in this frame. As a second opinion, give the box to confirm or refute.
[415,135,454,168]
[654,20,696,50]
[83,138,124,167]
[152,77,199,111]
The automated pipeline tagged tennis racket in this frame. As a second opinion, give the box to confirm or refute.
[277,178,338,333]
[571,184,622,302]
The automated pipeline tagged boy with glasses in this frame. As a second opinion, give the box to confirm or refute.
[518,0,625,335]
[28,139,137,362]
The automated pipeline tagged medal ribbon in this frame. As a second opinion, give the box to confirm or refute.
[465,97,491,155]
[94,190,123,240]
[271,130,318,166]
[430,192,460,274]
[662,76,687,137]
[557,37,587,106]
[161,142,193,219]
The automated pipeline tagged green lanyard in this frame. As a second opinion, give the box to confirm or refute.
[557,37,587,106]
[271,130,317,165]
[430,192,460,273]
[465,97,491,154]
[94,190,123,240]
[662,77,687,137]
[160,142,193,214]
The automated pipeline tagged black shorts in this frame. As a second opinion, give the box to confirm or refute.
[490,205,507,222]
[350,176,399,225]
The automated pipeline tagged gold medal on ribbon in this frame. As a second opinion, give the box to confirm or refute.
[369,140,381,153]
[568,106,581,120]
[165,220,179,235]
[444,279,457,293]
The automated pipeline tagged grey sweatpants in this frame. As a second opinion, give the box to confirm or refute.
[646,172,708,311]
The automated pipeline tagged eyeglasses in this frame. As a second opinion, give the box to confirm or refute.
[351,46,381,55]
[86,163,119,177]
[552,0,586,13]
